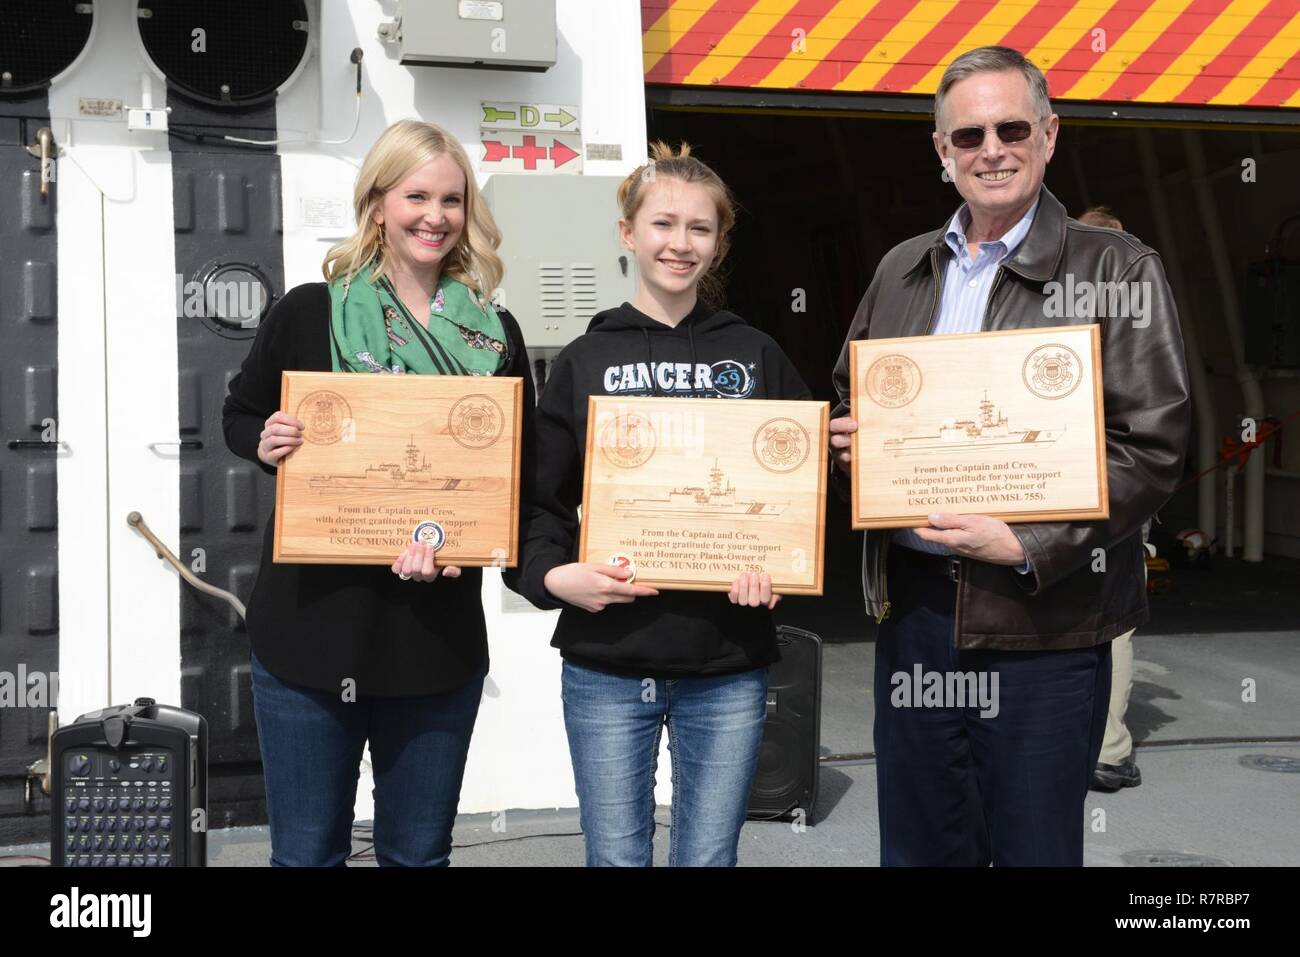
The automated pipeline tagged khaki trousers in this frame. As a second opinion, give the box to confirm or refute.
[1099,628,1135,765]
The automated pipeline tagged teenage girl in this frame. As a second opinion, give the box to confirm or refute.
[506,142,811,866]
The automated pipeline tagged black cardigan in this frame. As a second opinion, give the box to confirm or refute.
[222,282,536,696]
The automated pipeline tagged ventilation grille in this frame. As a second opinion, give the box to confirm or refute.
[538,262,599,322]
[137,0,308,106]
[0,2,94,95]
[570,263,597,318]
[539,263,566,321]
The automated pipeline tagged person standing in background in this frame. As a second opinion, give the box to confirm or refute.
[1079,202,1145,792]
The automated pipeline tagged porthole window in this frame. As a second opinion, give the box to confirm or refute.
[185,259,274,339]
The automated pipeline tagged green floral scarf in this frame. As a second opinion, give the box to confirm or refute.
[329,265,507,376]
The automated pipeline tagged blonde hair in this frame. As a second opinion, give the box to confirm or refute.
[618,140,737,307]
[322,119,503,298]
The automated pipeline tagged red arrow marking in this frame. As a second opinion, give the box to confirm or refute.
[483,140,510,163]
[549,140,578,168]
[512,135,547,170]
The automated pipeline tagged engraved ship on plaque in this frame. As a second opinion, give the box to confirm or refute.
[883,393,1064,456]
[613,460,789,518]
[309,436,494,493]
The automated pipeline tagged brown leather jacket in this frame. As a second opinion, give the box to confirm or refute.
[832,186,1191,650]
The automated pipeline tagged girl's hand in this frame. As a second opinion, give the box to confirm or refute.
[729,571,780,610]
[829,415,857,474]
[391,541,462,582]
[543,562,659,613]
[258,411,305,467]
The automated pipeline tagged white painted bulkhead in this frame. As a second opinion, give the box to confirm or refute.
[47,0,660,820]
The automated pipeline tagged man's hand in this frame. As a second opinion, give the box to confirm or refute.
[913,513,1027,565]
[829,415,857,474]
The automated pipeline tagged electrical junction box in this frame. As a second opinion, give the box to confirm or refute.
[395,0,556,72]
[126,108,169,132]
[482,174,636,349]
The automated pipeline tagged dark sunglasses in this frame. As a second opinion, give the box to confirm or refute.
[947,120,1036,150]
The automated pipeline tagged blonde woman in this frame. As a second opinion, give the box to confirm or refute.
[222,120,536,866]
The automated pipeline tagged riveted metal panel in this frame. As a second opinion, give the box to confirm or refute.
[229,663,254,734]
[0,99,59,844]
[25,566,57,636]
[179,369,202,434]
[20,170,53,232]
[218,171,249,235]
[226,563,257,633]
[23,260,56,323]
[170,92,283,826]
[224,465,259,532]
[25,463,56,531]
[174,169,195,233]
[24,365,56,429]
[180,466,204,533]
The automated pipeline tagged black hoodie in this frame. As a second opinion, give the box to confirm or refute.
[505,300,812,677]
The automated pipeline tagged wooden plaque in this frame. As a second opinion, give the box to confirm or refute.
[274,371,523,565]
[849,325,1108,529]
[580,396,829,595]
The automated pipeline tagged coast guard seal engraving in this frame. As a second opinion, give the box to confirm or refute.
[599,413,656,469]
[1022,344,1082,399]
[448,394,505,449]
[753,417,811,473]
[297,391,351,445]
[865,355,922,409]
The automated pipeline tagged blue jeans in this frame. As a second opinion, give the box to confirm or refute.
[873,549,1111,866]
[250,653,483,867]
[561,659,768,867]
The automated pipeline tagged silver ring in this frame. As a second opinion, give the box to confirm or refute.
[399,572,412,581]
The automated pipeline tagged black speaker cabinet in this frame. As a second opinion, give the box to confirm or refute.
[51,698,207,867]
[747,625,822,821]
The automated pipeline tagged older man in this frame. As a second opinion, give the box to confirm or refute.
[829,46,1189,866]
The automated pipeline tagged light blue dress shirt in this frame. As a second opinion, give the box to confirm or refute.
[894,200,1038,572]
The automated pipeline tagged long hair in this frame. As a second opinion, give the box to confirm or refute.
[322,119,503,298]
[617,140,737,308]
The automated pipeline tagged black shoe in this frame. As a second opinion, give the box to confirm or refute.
[1090,756,1142,792]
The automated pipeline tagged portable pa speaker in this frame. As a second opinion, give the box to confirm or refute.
[747,625,822,821]
[51,697,207,867]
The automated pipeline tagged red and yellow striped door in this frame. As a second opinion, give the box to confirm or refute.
[642,0,1300,108]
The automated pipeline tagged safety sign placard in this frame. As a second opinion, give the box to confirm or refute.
[480,101,580,133]
[480,131,583,175]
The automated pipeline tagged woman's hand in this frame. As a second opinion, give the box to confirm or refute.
[729,571,780,610]
[391,541,462,582]
[543,562,659,613]
[258,411,305,467]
